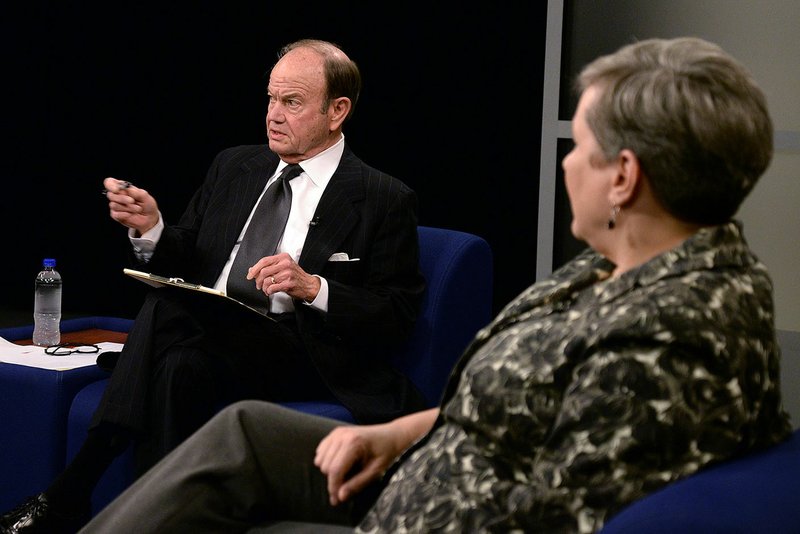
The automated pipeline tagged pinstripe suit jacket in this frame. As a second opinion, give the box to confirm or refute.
[141,144,427,423]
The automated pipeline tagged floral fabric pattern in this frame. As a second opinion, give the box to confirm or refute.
[358,221,791,533]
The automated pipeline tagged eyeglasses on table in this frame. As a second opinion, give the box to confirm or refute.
[44,342,101,356]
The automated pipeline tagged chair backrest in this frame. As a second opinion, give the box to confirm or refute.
[281,225,493,422]
[600,428,800,533]
[390,226,493,406]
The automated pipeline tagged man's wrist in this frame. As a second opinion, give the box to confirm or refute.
[303,275,328,311]
[305,275,322,303]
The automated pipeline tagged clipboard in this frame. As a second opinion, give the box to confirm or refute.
[123,268,274,320]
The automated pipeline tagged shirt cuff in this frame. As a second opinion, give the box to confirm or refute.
[303,275,329,312]
[129,212,164,262]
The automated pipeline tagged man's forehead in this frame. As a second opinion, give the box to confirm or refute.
[267,76,320,98]
[268,50,325,96]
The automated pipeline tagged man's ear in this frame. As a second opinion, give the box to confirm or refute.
[610,148,641,206]
[329,97,351,130]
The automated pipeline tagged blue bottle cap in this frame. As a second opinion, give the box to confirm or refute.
[43,258,56,268]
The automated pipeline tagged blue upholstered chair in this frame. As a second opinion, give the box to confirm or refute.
[64,225,494,514]
[601,428,800,533]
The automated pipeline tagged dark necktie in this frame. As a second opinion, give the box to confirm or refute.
[226,163,303,313]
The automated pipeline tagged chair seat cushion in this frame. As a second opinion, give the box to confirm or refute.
[601,429,800,533]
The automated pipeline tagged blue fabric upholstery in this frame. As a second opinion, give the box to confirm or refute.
[0,316,133,511]
[66,379,135,514]
[601,428,800,533]
[62,225,494,513]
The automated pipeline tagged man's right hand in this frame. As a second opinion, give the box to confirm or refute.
[103,177,159,236]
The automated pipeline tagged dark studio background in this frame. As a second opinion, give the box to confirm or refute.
[1,2,548,326]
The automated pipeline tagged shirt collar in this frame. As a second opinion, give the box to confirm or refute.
[275,134,345,189]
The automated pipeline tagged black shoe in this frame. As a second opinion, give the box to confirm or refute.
[0,493,90,534]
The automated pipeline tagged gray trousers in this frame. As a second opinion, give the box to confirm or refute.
[79,401,369,533]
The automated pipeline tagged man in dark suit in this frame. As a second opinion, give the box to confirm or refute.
[0,39,425,533]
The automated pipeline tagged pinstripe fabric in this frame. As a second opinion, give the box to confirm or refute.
[91,144,427,448]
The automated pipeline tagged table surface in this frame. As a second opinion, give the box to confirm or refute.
[15,329,129,346]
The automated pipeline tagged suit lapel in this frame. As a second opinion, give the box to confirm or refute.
[218,150,280,256]
[299,147,364,272]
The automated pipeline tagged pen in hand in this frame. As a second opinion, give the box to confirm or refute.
[101,181,132,196]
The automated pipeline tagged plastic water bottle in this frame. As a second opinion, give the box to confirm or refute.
[33,258,62,347]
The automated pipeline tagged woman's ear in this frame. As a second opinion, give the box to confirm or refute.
[610,148,641,206]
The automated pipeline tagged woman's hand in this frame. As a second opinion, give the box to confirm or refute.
[314,408,439,506]
[314,424,399,506]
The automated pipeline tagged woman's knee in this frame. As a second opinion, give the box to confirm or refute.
[220,401,343,447]
[222,400,294,428]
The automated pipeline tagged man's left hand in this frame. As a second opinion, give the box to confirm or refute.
[248,253,321,303]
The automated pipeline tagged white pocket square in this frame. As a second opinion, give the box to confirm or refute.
[328,252,359,262]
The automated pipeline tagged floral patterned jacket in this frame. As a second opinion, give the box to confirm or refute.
[358,221,791,533]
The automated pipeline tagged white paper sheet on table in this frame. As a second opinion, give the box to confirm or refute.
[0,336,124,371]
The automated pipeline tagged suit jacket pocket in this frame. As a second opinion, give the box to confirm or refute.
[322,259,364,286]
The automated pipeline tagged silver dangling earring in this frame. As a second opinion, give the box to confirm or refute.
[607,204,620,230]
